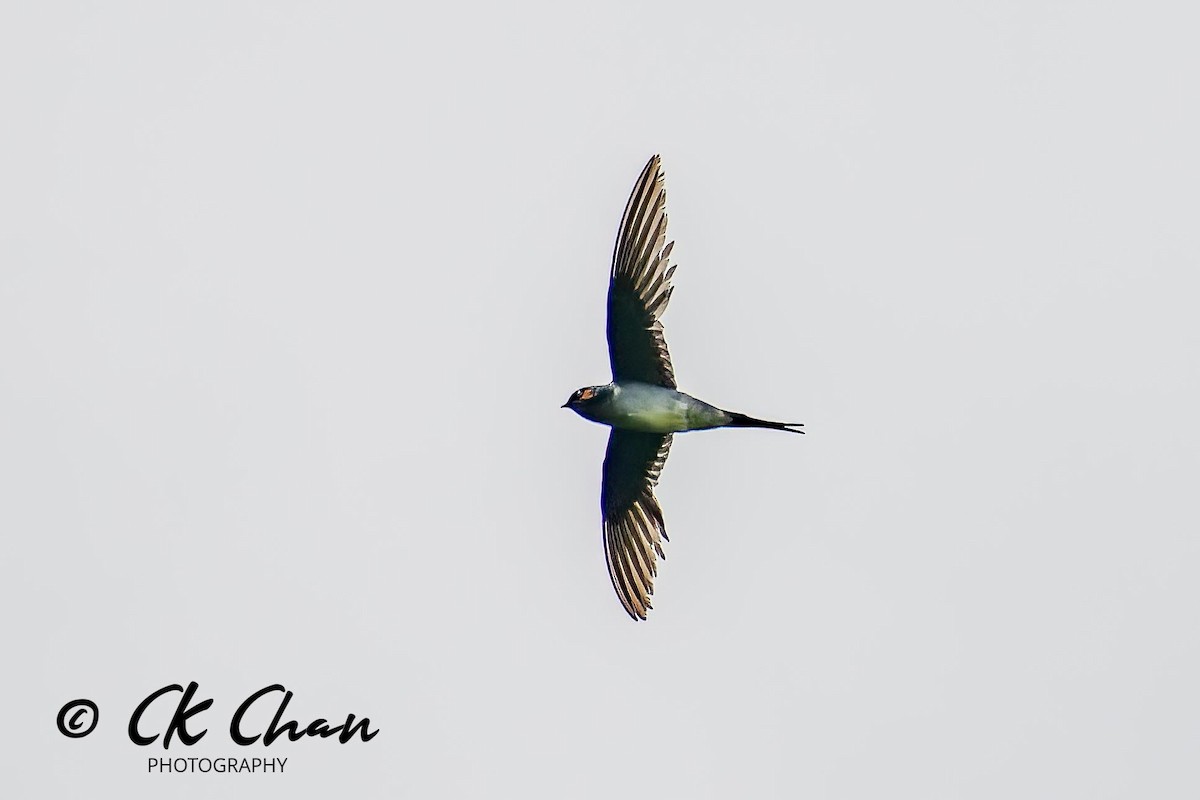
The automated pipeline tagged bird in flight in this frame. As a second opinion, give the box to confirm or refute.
[563,155,804,620]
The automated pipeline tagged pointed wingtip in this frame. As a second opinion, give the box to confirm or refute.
[643,154,663,176]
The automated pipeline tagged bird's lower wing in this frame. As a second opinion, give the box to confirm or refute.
[601,429,673,620]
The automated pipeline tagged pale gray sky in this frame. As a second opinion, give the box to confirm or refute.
[4,2,1199,798]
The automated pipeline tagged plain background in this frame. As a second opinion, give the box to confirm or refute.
[3,1,1198,797]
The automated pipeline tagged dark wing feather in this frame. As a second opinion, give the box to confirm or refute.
[607,155,677,388]
[601,429,673,620]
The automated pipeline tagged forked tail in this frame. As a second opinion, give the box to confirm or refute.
[724,412,805,434]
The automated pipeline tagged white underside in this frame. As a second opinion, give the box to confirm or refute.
[598,383,730,433]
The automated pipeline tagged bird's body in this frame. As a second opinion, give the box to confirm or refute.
[563,155,803,620]
[568,381,731,433]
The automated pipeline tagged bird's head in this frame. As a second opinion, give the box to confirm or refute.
[562,385,609,418]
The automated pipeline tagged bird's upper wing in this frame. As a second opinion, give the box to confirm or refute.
[601,429,673,620]
[607,155,677,389]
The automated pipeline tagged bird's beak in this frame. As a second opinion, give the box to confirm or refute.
[561,401,570,408]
